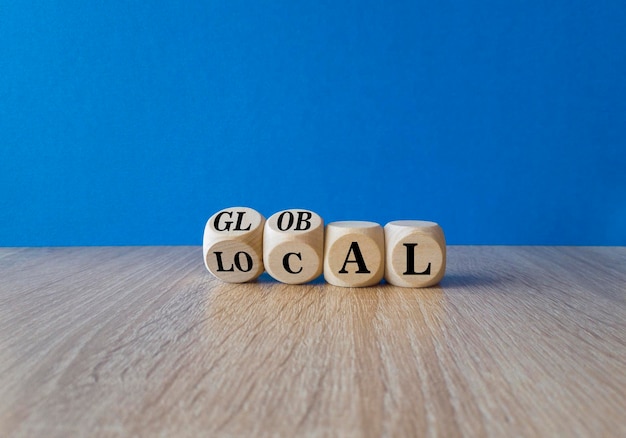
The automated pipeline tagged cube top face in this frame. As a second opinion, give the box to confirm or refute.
[265,209,323,235]
[384,220,446,288]
[323,221,384,288]
[203,207,265,283]
[264,209,324,284]
[326,220,380,230]
[205,207,264,237]
[386,220,439,229]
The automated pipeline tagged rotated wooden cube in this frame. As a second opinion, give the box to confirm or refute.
[263,209,324,284]
[203,207,265,283]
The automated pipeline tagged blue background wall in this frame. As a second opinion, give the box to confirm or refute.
[1,1,625,246]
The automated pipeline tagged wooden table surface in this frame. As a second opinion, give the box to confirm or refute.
[0,246,624,437]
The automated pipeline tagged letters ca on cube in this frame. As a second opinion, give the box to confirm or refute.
[203,207,446,288]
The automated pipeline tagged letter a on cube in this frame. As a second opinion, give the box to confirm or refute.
[323,221,384,287]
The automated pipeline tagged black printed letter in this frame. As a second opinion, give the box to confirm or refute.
[402,243,431,275]
[338,242,370,274]
[214,251,234,271]
[294,211,312,231]
[214,211,233,231]
[233,211,252,231]
[283,252,303,274]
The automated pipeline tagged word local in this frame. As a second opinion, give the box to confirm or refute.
[203,207,446,288]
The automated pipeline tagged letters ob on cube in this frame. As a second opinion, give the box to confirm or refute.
[264,209,324,284]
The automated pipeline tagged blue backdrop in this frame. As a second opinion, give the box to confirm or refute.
[1,1,625,246]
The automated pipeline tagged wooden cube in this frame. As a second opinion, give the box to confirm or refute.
[263,209,324,284]
[384,220,446,287]
[323,221,384,287]
[203,207,265,283]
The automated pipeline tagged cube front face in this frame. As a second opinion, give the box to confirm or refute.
[323,221,385,287]
[203,207,265,283]
[384,221,446,288]
[263,209,324,284]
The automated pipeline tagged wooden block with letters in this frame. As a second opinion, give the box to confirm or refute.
[323,221,385,287]
[203,206,265,283]
[384,220,446,287]
[263,209,324,284]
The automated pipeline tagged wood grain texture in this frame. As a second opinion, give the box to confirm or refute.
[0,246,625,437]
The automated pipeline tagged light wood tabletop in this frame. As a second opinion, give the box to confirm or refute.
[0,246,624,437]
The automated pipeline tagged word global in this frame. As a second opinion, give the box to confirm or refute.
[203,207,446,288]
